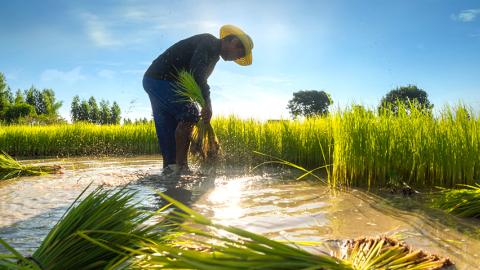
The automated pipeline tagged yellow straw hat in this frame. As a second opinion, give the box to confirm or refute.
[220,24,254,66]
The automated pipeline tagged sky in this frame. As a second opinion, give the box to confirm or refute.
[0,0,479,121]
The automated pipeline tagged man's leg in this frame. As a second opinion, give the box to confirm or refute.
[143,77,177,169]
[149,99,176,168]
[175,121,195,168]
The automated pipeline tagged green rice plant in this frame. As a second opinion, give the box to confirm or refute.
[0,123,158,157]
[0,186,160,270]
[174,70,220,161]
[434,184,480,218]
[119,193,452,270]
[0,151,61,180]
[0,102,479,188]
[128,192,352,270]
[331,102,480,188]
[0,188,454,269]
[342,237,452,269]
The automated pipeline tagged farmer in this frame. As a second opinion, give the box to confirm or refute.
[143,25,254,176]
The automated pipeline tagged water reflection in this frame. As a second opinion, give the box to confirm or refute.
[0,157,479,269]
[208,177,244,222]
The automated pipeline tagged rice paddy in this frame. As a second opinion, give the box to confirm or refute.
[0,186,455,270]
[1,103,478,188]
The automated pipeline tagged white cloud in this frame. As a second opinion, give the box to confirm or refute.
[452,9,480,22]
[40,67,86,84]
[97,69,116,79]
[81,12,122,47]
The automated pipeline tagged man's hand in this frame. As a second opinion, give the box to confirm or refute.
[201,102,212,123]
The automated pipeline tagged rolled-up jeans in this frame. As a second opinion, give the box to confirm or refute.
[143,76,200,167]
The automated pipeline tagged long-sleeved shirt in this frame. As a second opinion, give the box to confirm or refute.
[144,33,221,99]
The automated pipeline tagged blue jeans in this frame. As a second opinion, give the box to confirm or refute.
[143,76,199,167]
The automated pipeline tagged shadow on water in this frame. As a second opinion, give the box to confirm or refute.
[0,206,69,254]
[0,167,220,255]
[130,172,218,211]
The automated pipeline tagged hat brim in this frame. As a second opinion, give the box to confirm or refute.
[220,25,253,66]
[235,52,252,66]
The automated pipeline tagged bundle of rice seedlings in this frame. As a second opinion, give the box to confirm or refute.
[88,193,454,270]
[174,70,220,161]
[434,184,480,218]
[0,151,61,180]
[0,186,160,270]
[129,193,352,270]
[342,236,452,270]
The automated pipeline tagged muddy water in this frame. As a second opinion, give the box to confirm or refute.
[0,156,479,269]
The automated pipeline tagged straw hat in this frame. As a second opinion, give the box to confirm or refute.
[220,25,254,66]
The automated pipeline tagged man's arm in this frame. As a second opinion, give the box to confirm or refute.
[190,41,217,122]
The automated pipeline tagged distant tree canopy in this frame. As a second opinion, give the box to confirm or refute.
[287,90,333,118]
[0,72,64,124]
[123,117,151,125]
[71,95,121,125]
[378,85,433,114]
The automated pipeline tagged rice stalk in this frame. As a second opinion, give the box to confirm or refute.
[0,151,61,180]
[0,186,160,270]
[434,183,480,218]
[342,237,452,270]
[174,69,220,161]
[129,192,352,270]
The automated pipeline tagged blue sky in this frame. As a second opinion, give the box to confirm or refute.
[0,0,479,121]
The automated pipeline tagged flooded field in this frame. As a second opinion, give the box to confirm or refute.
[0,156,479,269]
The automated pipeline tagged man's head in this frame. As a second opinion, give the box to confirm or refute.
[220,35,246,61]
[219,25,253,66]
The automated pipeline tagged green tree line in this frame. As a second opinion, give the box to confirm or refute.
[1,72,122,125]
[287,85,433,118]
[71,96,121,124]
[0,73,64,124]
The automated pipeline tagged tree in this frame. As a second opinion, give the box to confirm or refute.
[25,86,42,114]
[3,103,36,123]
[0,73,13,117]
[378,85,433,114]
[14,89,25,104]
[79,100,91,121]
[41,89,62,116]
[24,87,62,116]
[88,96,100,123]
[99,100,111,124]
[287,90,333,118]
[110,101,121,124]
[71,95,81,122]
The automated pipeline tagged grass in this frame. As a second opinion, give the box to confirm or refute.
[103,192,452,270]
[0,188,454,269]
[0,151,61,180]
[0,186,160,270]
[434,184,480,218]
[0,103,478,188]
[0,122,158,157]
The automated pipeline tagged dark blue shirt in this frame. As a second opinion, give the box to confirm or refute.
[145,34,222,98]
